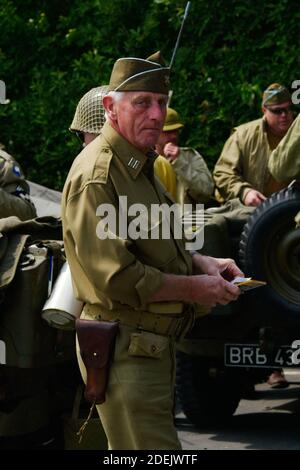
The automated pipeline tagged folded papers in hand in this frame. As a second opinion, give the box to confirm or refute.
[231,277,267,291]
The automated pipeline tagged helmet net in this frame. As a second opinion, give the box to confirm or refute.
[70,85,108,133]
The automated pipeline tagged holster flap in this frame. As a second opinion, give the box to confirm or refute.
[76,319,119,368]
[76,319,119,404]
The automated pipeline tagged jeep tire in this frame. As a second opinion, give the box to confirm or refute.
[176,352,241,427]
[239,184,300,317]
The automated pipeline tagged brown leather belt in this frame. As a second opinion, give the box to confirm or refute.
[83,303,195,340]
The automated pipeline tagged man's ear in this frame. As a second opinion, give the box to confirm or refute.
[103,95,116,120]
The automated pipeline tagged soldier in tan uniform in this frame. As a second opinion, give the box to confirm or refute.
[0,145,36,219]
[213,83,295,206]
[62,51,243,450]
[214,83,295,388]
[155,107,214,207]
[69,85,108,146]
[268,112,300,182]
[268,112,300,228]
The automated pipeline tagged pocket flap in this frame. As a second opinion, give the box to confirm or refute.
[128,331,168,359]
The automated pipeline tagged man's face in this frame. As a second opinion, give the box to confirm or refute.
[263,101,294,137]
[105,92,168,152]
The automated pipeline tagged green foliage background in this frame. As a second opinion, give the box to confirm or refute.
[0,0,299,190]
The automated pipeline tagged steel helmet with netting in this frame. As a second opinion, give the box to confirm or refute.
[70,85,108,134]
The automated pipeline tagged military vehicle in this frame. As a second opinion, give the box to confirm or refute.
[1,181,299,444]
[176,182,300,426]
[0,183,107,449]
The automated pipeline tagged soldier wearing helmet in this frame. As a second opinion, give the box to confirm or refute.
[0,143,36,220]
[69,85,108,146]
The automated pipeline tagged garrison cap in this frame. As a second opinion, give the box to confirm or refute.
[262,83,291,106]
[163,107,184,131]
[108,51,170,94]
[70,85,108,134]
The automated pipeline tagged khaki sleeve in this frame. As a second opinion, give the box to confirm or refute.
[172,148,214,202]
[268,114,300,181]
[0,151,36,220]
[213,131,253,202]
[64,182,164,309]
[0,189,37,220]
[0,152,29,193]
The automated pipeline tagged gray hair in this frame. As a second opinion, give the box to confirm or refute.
[104,91,126,120]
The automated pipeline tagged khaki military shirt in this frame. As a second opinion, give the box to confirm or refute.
[268,113,300,182]
[155,148,214,208]
[0,148,36,220]
[62,122,193,311]
[213,118,287,203]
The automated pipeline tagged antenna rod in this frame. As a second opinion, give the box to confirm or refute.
[169,1,191,69]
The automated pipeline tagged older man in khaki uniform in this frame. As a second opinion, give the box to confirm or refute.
[0,145,36,219]
[154,107,214,207]
[213,83,295,206]
[268,112,300,227]
[62,52,243,450]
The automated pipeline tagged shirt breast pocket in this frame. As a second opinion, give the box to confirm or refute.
[136,237,177,268]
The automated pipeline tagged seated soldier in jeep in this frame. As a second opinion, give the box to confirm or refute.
[268,111,300,229]
[213,83,295,207]
[213,83,296,388]
[0,143,36,220]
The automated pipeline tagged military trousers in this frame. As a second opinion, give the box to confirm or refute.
[200,200,255,258]
[76,311,181,450]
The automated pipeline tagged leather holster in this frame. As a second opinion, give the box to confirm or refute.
[76,319,119,404]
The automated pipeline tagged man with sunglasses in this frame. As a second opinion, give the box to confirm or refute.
[213,83,294,390]
[213,83,294,207]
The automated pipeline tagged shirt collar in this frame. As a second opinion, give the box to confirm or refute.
[101,122,156,180]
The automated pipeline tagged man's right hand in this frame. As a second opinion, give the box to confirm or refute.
[149,272,242,308]
[163,142,180,161]
[189,274,242,308]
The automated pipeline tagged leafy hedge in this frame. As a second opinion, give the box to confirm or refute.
[0,0,299,190]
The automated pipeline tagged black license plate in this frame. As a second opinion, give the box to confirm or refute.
[225,343,297,368]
